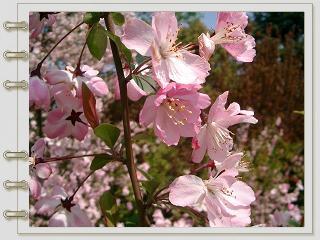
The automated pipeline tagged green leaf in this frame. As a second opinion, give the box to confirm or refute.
[99,191,118,227]
[94,123,120,148]
[105,30,132,63]
[111,12,125,26]
[135,53,147,64]
[90,154,112,171]
[132,74,157,94]
[87,23,108,60]
[83,12,102,25]
[100,191,117,213]
[142,178,160,195]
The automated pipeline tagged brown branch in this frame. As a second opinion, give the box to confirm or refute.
[104,13,149,226]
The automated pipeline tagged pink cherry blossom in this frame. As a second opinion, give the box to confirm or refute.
[31,138,46,158]
[122,12,210,88]
[29,12,56,38]
[29,178,42,200]
[29,76,51,111]
[35,163,53,179]
[113,77,148,102]
[213,12,256,62]
[127,79,147,101]
[44,65,108,98]
[169,154,255,227]
[198,12,256,62]
[35,186,92,227]
[198,33,215,61]
[139,83,211,146]
[31,138,53,179]
[43,91,88,140]
[192,91,257,163]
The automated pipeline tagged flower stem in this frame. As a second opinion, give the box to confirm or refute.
[30,21,84,78]
[104,13,149,226]
[42,153,111,163]
[69,171,94,200]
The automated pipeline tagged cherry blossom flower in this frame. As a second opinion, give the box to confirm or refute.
[29,178,42,200]
[169,154,255,227]
[29,76,51,111]
[127,79,148,101]
[140,83,211,146]
[198,12,256,62]
[114,77,147,102]
[269,210,291,226]
[29,12,56,38]
[192,91,257,163]
[198,33,215,61]
[44,65,108,98]
[43,92,88,141]
[35,186,92,227]
[31,138,52,179]
[122,12,210,88]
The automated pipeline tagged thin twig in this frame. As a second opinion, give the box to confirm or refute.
[30,21,84,77]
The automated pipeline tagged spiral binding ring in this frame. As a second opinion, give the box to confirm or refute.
[3,50,28,59]
[3,180,28,190]
[3,21,28,30]
[3,80,28,89]
[3,150,28,160]
[3,210,28,219]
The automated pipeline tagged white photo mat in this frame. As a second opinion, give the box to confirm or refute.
[0,0,315,238]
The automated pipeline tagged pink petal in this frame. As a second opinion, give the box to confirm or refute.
[216,12,248,32]
[48,212,68,227]
[219,152,244,170]
[81,65,99,77]
[121,18,155,56]
[35,163,52,179]
[151,47,170,88]
[69,205,92,227]
[44,70,73,85]
[166,50,210,85]
[29,76,51,111]
[192,125,208,163]
[71,121,89,141]
[87,77,109,97]
[29,178,41,200]
[154,107,180,146]
[224,181,256,206]
[127,79,147,101]
[35,197,61,215]
[139,95,157,127]
[31,138,46,158]
[43,109,70,139]
[208,91,229,123]
[198,33,215,60]
[236,49,256,62]
[152,12,178,48]
[169,175,206,207]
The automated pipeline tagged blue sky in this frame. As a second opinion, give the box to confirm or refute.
[202,12,217,30]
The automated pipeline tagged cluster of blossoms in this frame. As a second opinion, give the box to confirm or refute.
[29,11,258,227]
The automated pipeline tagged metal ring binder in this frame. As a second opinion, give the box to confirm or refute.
[3,80,28,89]
[3,180,28,190]
[3,50,28,59]
[3,150,28,160]
[3,21,28,30]
[3,210,28,219]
